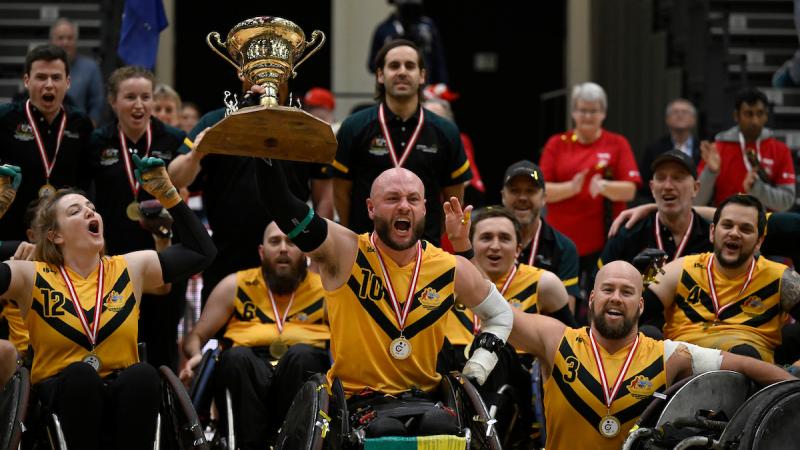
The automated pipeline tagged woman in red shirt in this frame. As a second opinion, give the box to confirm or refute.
[539,82,641,294]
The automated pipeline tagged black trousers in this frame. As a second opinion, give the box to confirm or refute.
[215,344,330,450]
[36,362,160,450]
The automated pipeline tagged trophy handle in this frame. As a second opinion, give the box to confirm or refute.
[292,30,326,78]
[206,32,240,72]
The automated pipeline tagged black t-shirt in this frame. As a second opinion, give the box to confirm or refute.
[517,219,581,298]
[88,118,186,254]
[598,210,711,270]
[180,107,331,285]
[762,212,800,264]
[333,103,472,245]
[0,101,93,240]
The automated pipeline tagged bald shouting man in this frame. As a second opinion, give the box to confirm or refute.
[510,260,793,450]
[255,159,513,437]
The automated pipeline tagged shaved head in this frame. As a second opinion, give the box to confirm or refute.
[594,260,643,294]
[370,168,425,199]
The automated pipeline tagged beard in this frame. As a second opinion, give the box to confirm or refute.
[374,215,425,251]
[713,240,756,269]
[262,256,307,295]
[588,302,640,340]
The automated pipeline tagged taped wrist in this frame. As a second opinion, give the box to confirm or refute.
[664,340,723,374]
[547,304,578,328]
[471,282,513,343]
[256,158,327,252]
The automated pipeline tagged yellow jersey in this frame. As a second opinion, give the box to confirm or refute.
[223,267,329,349]
[326,234,456,396]
[664,253,786,362]
[27,256,139,384]
[544,327,666,450]
[446,263,542,346]
[1,299,29,354]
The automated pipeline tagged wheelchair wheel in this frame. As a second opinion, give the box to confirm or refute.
[189,347,220,416]
[449,372,501,450]
[158,366,209,450]
[0,367,29,450]
[274,373,330,450]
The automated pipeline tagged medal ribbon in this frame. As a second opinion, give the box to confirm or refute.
[654,212,694,260]
[24,99,66,181]
[473,264,518,335]
[588,329,640,410]
[118,124,152,198]
[378,103,425,168]
[706,254,756,318]
[370,233,423,331]
[526,219,543,266]
[59,261,105,347]
[267,288,296,335]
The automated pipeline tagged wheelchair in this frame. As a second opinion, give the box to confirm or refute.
[187,347,237,449]
[0,364,206,450]
[622,370,800,449]
[275,371,502,450]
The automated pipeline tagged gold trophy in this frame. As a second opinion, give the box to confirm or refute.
[199,17,336,163]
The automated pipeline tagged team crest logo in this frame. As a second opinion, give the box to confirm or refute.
[104,291,125,312]
[627,375,655,399]
[290,312,309,322]
[741,296,765,316]
[100,148,120,166]
[418,287,443,310]
[64,130,80,139]
[368,136,389,156]
[13,123,33,141]
[509,299,523,309]
[418,144,439,154]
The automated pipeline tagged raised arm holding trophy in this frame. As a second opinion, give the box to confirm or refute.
[200,16,336,163]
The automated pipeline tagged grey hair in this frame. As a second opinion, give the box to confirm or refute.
[571,82,607,111]
[50,18,78,39]
[665,98,697,117]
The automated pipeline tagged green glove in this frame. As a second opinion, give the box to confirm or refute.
[0,165,22,190]
[0,164,21,219]
[131,154,180,208]
[131,154,165,185]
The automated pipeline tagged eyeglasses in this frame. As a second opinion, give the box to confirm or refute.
[574,109,603,116]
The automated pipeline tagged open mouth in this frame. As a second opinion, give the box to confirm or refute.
[88,220,100,234]
[605,308,624,318]
[487,254,502,262]
[724,241,741,251]
[394,218,411,232]
[661,194,677,202]
[131,112,145,121]
[42,93,56,103]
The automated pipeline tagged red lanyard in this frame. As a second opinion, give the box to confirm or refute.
[267,288,296,335]
[24,100,66,181]
[118,125,152,199]
[706,254,756,318]
[59,262,105,347]
[526,219,542,266]
[370,233,423,331]
[588,329,640,410]
[654,212,694,260]
[377,103,425,168]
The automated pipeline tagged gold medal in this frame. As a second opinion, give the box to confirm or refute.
[269,339,289,359]
[389,336,412,360]
[598,414,621,438]
[82,352,102,372]
[38,183,56,198]
[126,201,141,221]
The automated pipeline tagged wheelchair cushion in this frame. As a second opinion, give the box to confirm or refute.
[363,435,466,450]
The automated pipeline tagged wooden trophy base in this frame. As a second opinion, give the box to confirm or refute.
[194,105,337,163]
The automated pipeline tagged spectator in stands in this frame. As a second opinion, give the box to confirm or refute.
[0,45,93,243]
[179,102,201,135]
[423,95,486,208]
[539,82,640,300]
[153,84,181,128]
[697,87,795,211]
[773,0,800,87]
[368,0,449,84]
[638,99,700,202]
[303,87,335,124]
[49,18,104,124]
[333,39,471,246]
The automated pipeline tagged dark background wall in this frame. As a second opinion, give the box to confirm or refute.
[174,2,566,206]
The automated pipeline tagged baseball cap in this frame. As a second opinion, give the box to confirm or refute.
[503,160,545,188]
[650,149,697,178]
[303,87,335,110]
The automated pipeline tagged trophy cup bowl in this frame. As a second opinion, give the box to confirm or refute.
[199,17,337,163]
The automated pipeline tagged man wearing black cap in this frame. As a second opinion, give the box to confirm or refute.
[501,160,580,308]
[597,149,711,269]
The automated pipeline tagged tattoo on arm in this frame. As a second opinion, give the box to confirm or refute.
[780,269,800,313]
